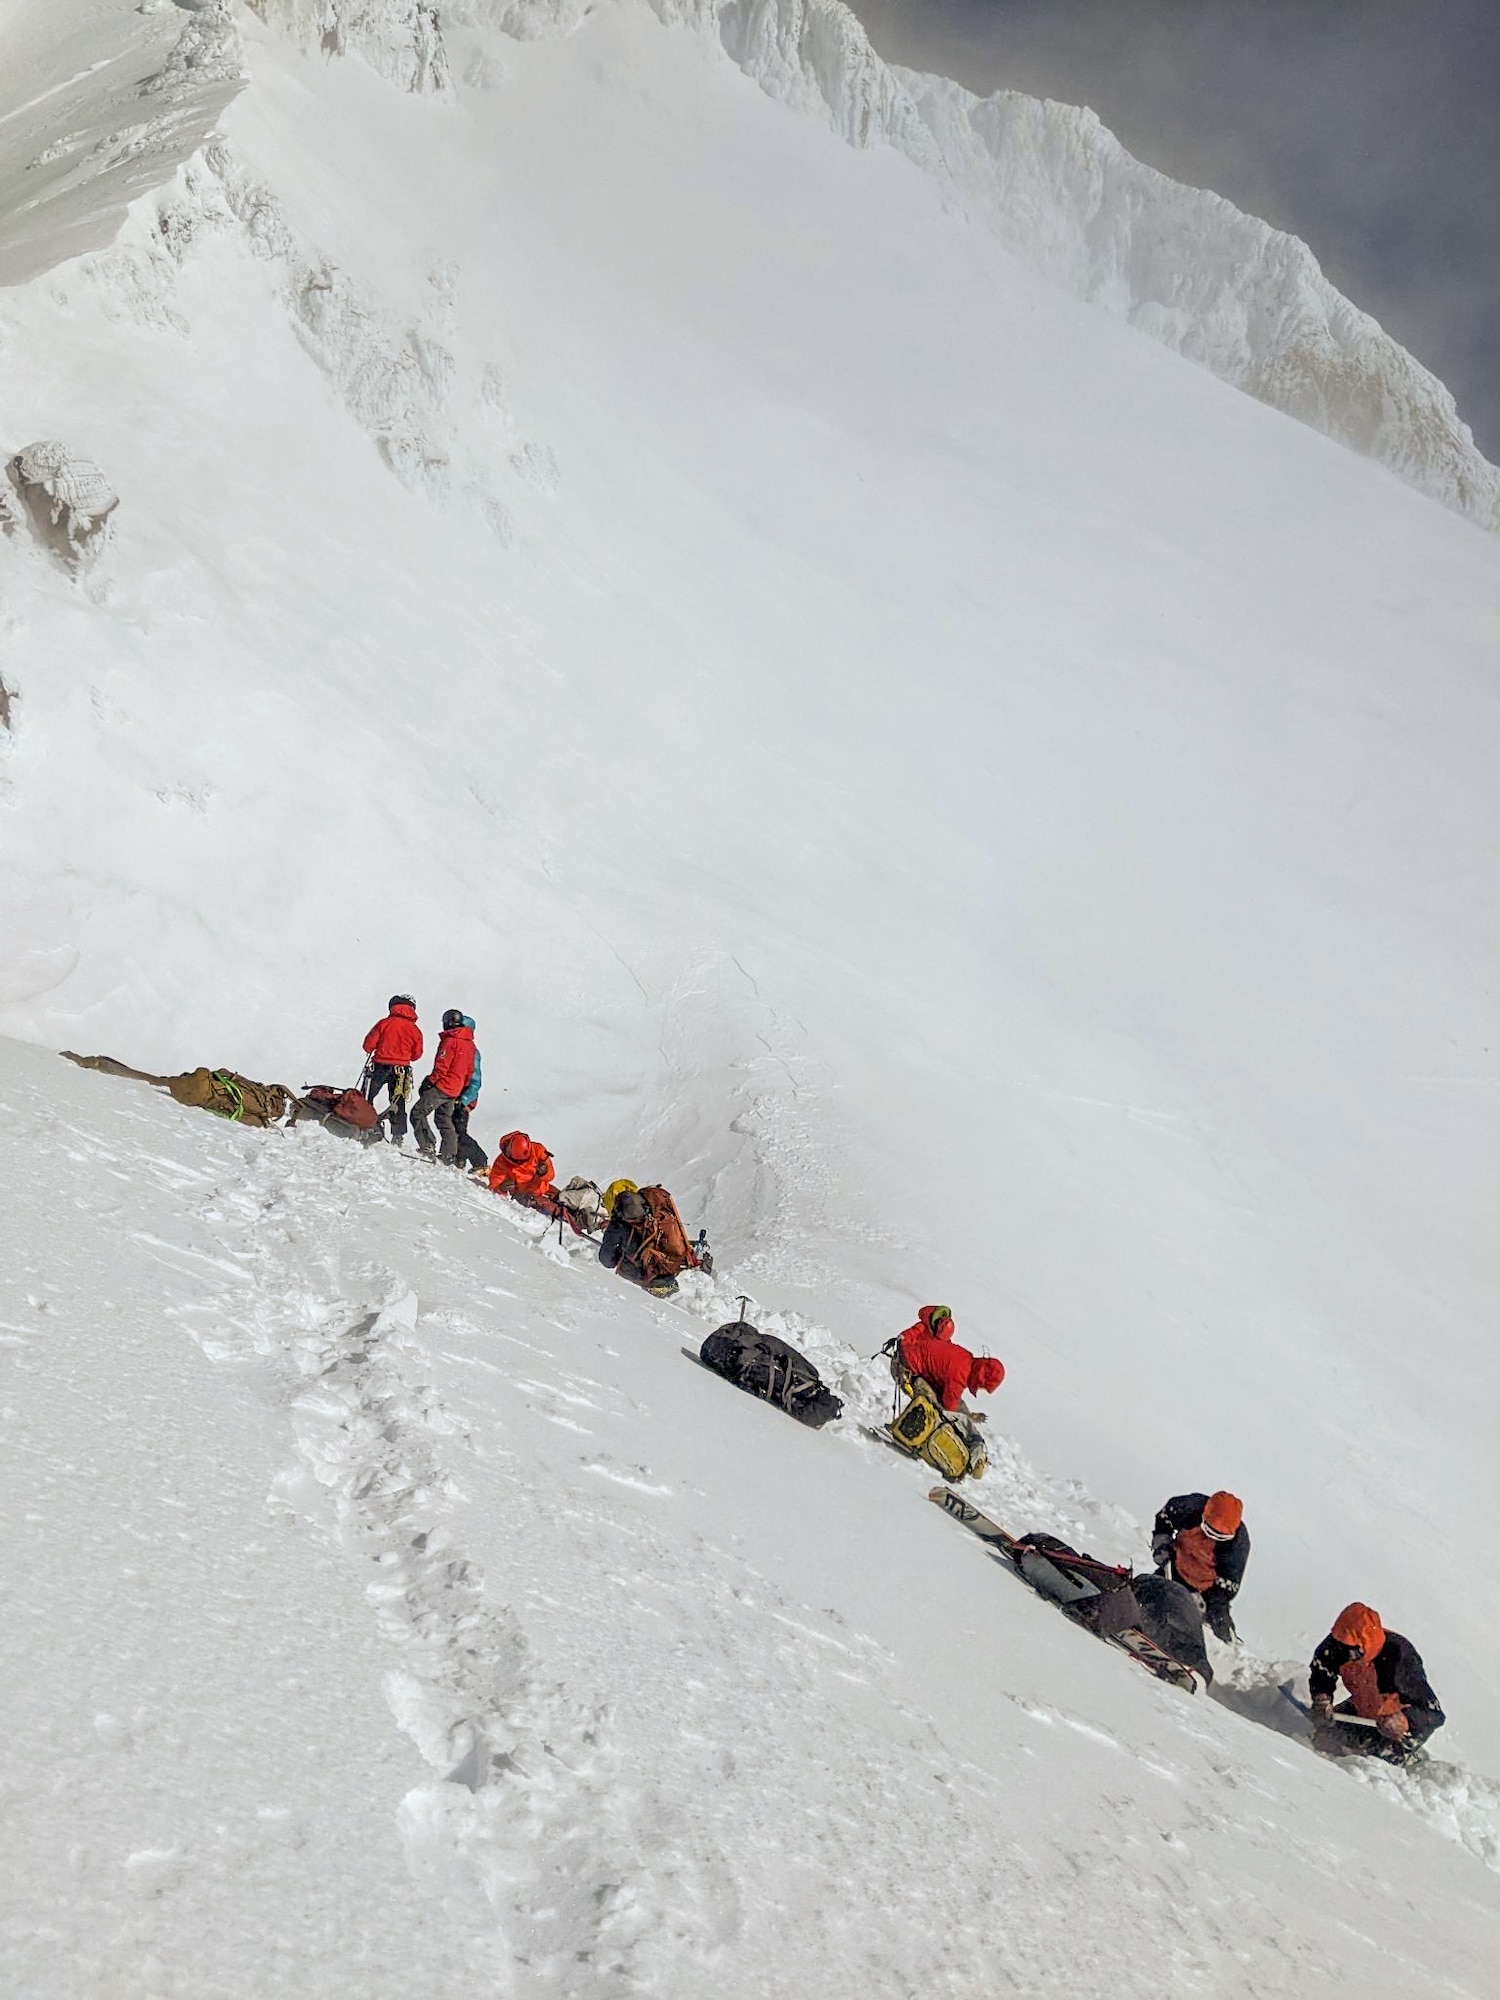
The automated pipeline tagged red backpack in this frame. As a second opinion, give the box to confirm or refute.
[301,1085,379,1132]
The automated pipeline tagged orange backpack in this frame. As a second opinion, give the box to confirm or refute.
[635,1186,698,1284]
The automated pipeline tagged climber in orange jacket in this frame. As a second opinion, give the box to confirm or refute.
[486,1130,557,1211]
[1308,1603,1444,1761]
[897,1305,1005,1412]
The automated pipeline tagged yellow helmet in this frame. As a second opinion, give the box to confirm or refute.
[602,1178,638,1213]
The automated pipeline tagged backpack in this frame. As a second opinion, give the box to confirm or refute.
[166,1068,291,1127]
[699,1322,844,1430]
[634,1185,698,1284]
[556,1177,607,1234]
[886,1351,988,1482]
[297,1085,380,1136]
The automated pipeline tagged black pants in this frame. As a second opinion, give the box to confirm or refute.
[410,1082,462,1164]
[451,1103,487,1172]
[366,1062,413,1142]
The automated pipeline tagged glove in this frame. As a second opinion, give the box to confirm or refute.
[1150,1538,1173,1572]
[1310,1693,1334,1722]
[1205,1602,1237,1646]
[1377,1710,1410,1743]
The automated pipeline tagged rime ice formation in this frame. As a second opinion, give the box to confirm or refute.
[7,441,119,568]
[892,76,1500,531]
[249,0,452,93]
[3,0,1491,522]
[0,0,245,288]
[458,0,1499,528]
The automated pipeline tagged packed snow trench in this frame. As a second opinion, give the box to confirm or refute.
[3,0,1500,1994]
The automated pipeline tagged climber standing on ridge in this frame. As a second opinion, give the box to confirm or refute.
[361,993,422,1145]
[1308,1603,1445,1763]
[1152,1491,1249,1644]
[450,1014,487,1173]
[410,1008,477,1166]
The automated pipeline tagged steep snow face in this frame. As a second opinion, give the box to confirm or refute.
[472,0,1500,526]
[0,0,244,287]
[6,1038,1500,1996]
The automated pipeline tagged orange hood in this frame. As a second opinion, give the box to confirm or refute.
[1331,1603,1386,1658]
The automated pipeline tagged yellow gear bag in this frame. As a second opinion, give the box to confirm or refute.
[888,1381,980,1484]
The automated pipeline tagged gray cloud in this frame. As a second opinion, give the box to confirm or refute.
[848,0,1500,459]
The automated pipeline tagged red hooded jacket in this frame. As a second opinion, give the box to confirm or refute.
[428,1022,476,1099]
[363,1001,423,1065]
[898,1306,1005,1412]
[487,1132,556,1201]
[901,1309,967,1411]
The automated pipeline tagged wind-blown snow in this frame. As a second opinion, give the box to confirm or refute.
[3,0,1499,1990]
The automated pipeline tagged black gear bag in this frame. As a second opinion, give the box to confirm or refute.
[699,1316,843,1430]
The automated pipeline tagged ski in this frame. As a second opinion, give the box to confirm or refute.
[927,1487,1199,1693]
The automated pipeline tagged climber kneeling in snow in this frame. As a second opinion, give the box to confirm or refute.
[1308,1603,1444,1764]
[886,1305,1004,1483]
[361,994,422,1145]
[410,1009,477,1166]
[598,1183,708,1299]
[487,1130,557,1210]
[1152,1490,1249,1644]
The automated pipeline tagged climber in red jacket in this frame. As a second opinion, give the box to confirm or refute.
[487,1131,558,1210]
[898,1305,1005,1412]
[410,1010,477,1165]
[360,994,423,1143]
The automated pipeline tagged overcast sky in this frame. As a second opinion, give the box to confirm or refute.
[848,0,1500,461]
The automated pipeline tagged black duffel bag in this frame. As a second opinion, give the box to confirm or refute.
[699,1320,843,1430]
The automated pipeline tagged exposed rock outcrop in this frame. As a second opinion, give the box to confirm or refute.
[7,443,119,570]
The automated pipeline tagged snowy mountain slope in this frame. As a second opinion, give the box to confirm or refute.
[4,0,1499,1763]
[5,1038,1500,1999]
[433,0,1500,527]
[2,4,1499,1987]
[0,0,244,288]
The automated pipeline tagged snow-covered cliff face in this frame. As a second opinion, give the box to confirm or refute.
[893,77,1500,532]
[448,0,1499,529]
[0,0,245,288]
[7,0,1491,527]
[247,0,450,93]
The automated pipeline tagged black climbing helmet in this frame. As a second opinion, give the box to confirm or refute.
[389,993,415,1010]
[442,1007,466,1030]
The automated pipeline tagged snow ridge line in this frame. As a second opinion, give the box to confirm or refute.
[166,1130,733,1989]
[453,0,1498,528]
